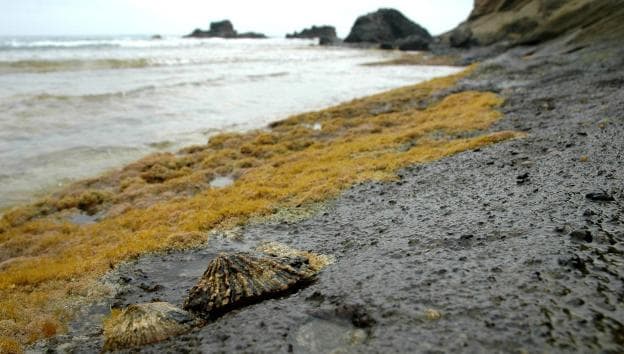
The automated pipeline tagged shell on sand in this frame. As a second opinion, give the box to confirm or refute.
[183,246,329,318]
[103,302,196,351]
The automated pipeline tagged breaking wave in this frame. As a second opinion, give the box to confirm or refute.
[0,58,158,74]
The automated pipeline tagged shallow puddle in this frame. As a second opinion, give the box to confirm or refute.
[292,318,368,353]
[209,175,234,188]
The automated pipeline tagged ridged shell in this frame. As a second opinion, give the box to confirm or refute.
[103,302,195,351]
[183,252,316,318]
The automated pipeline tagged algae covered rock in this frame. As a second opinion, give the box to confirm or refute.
[103,302,196,351]
[184,244,331,319]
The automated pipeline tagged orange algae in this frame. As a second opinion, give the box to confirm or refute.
[0,65,523,350]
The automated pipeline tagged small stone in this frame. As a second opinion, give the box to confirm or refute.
[569,230,593,243]
[139,283,164,293]
[579,156,589,162]
[586,192,615,202]
[424,308,442,321]
[554,226,566,233]
[516,172,530,184]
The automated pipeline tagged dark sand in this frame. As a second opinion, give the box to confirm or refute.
[34,36,624,353]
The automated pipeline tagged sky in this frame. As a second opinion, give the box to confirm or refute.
[0,0,474,37]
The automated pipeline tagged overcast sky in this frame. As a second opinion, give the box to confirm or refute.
[0,0,473,37]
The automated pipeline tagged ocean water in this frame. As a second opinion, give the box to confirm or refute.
[0,35,461,210]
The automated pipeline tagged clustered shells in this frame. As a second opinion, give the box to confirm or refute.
[103,242,331,351]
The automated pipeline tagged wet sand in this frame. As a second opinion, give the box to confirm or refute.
[32,36,624,353]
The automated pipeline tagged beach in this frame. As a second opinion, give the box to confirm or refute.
[1,1,624,352]
[0,36,459,211]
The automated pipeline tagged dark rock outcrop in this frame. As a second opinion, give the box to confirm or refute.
[185,20,267,39]
[449,24,474,48]
[237,32,268,39]
[396,35,431,51]
[442,0,624,47]
[287,25,337,39]
[286,25,339,45]
[208,20,236,38]
[344,8,432,50]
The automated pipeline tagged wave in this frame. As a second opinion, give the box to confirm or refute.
[1,76,227,107]
[0,58,159,74]
[246,72,289,81]
[0,37,190,50]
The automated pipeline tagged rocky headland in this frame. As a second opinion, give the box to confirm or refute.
[440,0,624,49]
[1,1,624,353]
[185,20,267,39]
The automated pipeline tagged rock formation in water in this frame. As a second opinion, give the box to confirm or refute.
[185,20,267,39]
[443,0,624,47]
[286,25,339,45]
[344,8,432,51]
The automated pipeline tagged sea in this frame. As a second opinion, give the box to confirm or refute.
[0,35,461,211]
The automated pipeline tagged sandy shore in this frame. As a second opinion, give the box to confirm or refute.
[23,31,624,353]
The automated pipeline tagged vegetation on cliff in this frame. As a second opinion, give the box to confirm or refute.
[0,66,522,351]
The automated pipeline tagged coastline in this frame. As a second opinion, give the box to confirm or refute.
[1,3,624,352]
[0,63,521,351]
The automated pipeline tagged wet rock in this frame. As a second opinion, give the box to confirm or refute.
[139,282,164,293]
[103,302,196,351]
[586,192,615,202]
[335,304,376,329]
[183,246,330,319]
[569,230,593,243]
[344,8,431,47]
[206,20,236,38]
[396,35,431,51]
[558,254,590,274]
[516,172,530,185]
[450,23,474,48]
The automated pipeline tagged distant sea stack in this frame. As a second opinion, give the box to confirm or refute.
[286,25,339,45]
[344,8,432,51]
[443,0,624,48]
[185,20,267,39]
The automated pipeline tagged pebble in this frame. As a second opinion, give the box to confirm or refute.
[585,192,615,202]
[569,230,593,243]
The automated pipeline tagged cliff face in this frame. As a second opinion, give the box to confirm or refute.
[448,0,624,47]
